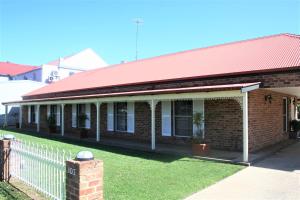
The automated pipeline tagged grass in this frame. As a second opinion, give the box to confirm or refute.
[0,182,31,200]
[1,129,244,200]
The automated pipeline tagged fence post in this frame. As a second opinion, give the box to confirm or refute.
[0,139,11,181]
[66,151,103,200]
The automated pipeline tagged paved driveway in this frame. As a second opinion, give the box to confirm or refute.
[186,141,300,200]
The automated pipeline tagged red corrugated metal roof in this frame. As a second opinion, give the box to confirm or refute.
[0,62,39,76]
[25,33,300,97]
[4,82,259,104]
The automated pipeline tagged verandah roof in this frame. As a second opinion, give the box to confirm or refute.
[3,82,260,105]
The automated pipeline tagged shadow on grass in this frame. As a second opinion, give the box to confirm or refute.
[0,128,189,163]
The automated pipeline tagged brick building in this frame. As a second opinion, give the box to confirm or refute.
[3,33,300,162]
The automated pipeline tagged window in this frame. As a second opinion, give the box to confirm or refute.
[77,104,86,128]
[30,105,36,123]
[283,98,288,132]
[173,100,193,137]
[50,105,60,125]
[33,73,36,80]
[50,105,56,116]
[114,102,127,132]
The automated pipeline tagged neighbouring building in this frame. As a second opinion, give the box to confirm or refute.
[0,48,108,126]
[3,33,300,162]
[0,62,46,126]
[40,48,107,83]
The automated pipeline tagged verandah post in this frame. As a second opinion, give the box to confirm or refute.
[19,105,22,129]
[96,102,101,142]
[4,105,8,128]
[242,92,249,162]
[150,100,157,150]
[61,104,65,136]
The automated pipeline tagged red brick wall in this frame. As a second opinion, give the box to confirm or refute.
[205,99,243,151]
[20,89,295,152]
[248,89,292,152]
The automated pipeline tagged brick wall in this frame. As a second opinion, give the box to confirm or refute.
[205,99,243,151]
[66,159,103,200]
[20,89,295,152]
[248,89,292,152]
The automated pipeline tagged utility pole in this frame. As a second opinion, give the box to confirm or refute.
[133,18,143,60]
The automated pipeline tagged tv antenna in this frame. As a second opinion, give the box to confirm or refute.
[133,18,143,60]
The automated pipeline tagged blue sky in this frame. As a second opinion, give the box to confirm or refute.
[0,0,299,66]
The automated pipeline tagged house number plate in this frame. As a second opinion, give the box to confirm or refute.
[67,167,76,176]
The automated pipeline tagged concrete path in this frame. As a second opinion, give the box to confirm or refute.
[185,141,300,200]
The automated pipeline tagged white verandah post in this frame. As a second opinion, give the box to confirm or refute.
[61,104,65,136]
[19,105,22,129]
[4,105,8,127]
[150,100,157,150]
[96,102,101,142]
[242,92,249,162]
[37,105,40,132]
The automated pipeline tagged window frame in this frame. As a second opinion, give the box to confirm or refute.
[30,105,36,124]
[77,104,86,128]
[114,102,127,132]
[172,100,193,137]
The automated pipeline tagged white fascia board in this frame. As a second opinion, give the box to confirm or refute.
[9,90,243,106]
[241,83,260,93]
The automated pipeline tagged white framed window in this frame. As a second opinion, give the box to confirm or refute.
[283,97,288,132]
[173,100,193,137]
[30,105,36,123]
[114,102,127,132]
[77,104,86,128]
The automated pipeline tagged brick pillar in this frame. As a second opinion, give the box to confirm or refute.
[0,139,11,181]
[66,159,103,200]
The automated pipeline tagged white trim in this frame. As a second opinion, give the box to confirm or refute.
[19,105,22,129]
[241,83,260,93]
[35,105,38,124]
[150,100,158,150]
[36,105,40,132]
[193,99,205,137]
[56,105,61,126]
[283,97,288,132]
[107,103,114,131]
[28,105,31,123]
[242,92,249,162]
[4,105,8,127]
[47,105,50,118]
[8,90,243,106]
[161,101,172,136]
[96,102,101,141]
[61,104,65,136]
[71,104,77,128]
[85,103,91,129]
[127,102,135,133]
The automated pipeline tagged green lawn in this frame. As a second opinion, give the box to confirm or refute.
[0,182,31,200]
[1,129,244,200]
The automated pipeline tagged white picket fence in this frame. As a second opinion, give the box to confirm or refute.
[9,139,72,200]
